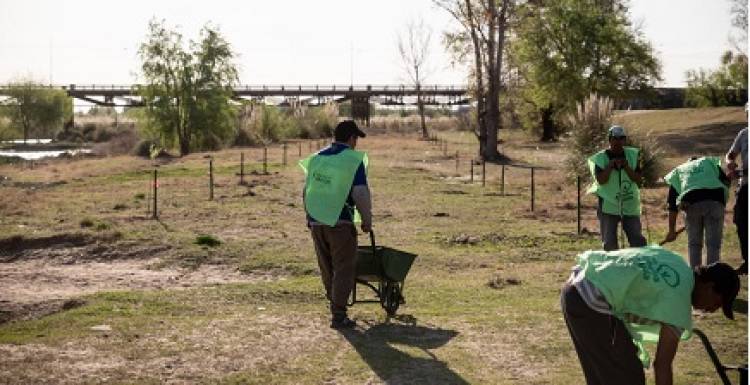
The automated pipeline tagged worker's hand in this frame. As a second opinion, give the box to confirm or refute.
[361,222,372,233]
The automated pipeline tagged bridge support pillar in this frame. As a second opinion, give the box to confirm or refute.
[351,95,370,126]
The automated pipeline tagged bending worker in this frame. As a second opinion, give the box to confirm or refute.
[662,156,730,267]
[300,120,372,329]
[562,246,739,385]
[588,125,647,250]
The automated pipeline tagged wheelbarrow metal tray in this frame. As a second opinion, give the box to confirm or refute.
[356,245,417,282]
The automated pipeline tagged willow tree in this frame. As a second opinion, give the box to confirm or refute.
[138,19,238,156]
[1,79,71,143]
[435,0,513,161]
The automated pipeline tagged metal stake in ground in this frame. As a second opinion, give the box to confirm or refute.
[455,151,459,172]
[530,167,535,212]
[209,158,214,201]
[470,161,474,184]
[152,169,158,219]
[283,143,288,166]
[501,165,505,196]
[240,152,245,185]
[577,175,581,234]
[298,142,302,157]
[263,146,268,174]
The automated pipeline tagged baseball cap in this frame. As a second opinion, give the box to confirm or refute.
[703,262,740,319]
[334,120,366,142]
[608,125,626,138]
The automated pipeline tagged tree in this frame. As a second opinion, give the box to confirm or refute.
[511,0,661,141]
[435,0,513,161]
[729,0,748,52]
[0,79,71,143]
[685,51,748,107]
[137,19,238,156]
[397,18,433,139]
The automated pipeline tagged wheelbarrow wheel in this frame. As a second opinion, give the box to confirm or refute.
[382,281,402,317]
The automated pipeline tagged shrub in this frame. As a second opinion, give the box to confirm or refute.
[80,218,94,228]
[565,93,613,180]
[194,234,222,247]
[565,93,663,187]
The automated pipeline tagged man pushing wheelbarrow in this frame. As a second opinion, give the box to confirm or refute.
[300,120,372,329]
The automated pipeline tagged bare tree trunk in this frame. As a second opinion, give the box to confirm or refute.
[418,92,428,138]
[540,106,557,142]
[466,0,486,159]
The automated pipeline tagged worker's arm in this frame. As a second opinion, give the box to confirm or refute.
[654,324,680,385]
[352,185,372,233]
[595,161,616,184]
[622,160,643,185]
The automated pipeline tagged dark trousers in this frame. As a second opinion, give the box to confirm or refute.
[310,223,357,316]
[561,282,645,385]
[735,184,748,268]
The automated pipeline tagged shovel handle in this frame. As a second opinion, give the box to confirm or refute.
[659,227,686,246]
[369,230,376,249]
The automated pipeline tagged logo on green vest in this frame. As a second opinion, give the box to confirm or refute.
[636,256,680,288]
[312,171,331,185]
[616,180,635,203]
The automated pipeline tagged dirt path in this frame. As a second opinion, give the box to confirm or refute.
[0,256,275,323]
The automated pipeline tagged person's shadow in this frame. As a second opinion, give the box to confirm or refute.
[338,315,469,385]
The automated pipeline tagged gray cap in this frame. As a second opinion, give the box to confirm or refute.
[608,125,626,138]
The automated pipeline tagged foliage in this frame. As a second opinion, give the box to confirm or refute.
[565,93,613,180]
[194,234,222,247]
[685,51,748,107]
[565,93,662,186]
[239,103,336,145]
[626,131,663,188]
[1,79,72,142]
[510,0,661,141]
[137,19,239,156]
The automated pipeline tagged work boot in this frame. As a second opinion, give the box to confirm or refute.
[330,314,356,329]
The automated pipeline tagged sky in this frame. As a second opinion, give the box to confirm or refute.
[0,0,743,88]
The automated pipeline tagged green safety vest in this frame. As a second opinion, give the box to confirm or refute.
[299,148,368,226]
[664,156,728,206]
[587,147,641,216]
[577,246,694,367]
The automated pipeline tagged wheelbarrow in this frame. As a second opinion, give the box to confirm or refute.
[349,231,417,317]
[693,328,747,385]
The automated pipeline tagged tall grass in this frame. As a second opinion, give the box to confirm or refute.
[565,93,613,180]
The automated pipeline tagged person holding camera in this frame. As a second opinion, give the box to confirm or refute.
[587,125,646,250]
